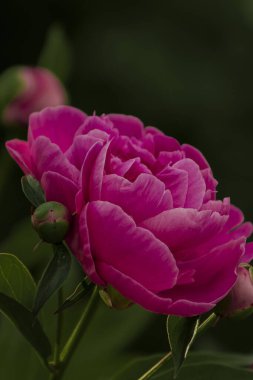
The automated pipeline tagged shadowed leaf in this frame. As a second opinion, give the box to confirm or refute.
[33,243,71,316]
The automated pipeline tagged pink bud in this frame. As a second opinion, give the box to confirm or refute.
[217,266,253,317]
[1,66,67,125]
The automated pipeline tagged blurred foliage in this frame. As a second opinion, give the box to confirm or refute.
[1,0,253,378]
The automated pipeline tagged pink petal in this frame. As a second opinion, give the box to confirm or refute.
[89,142,111,201]
[109,157,139,177]
[153,134,181,156]
[76,141,103,212]
[31,136,79,183]
[226,205,245,231]
[78,206,105,285]
[66,134,105,169]
[141,208,227,259]
[154,151,185,172]
[97,263,213,316]
[41,171,78,213]
[167,299,213,317]
[182,144,210,170]
[111,136,155,167]
[173,158,206,209]
[145,126,164,136]
[101,173,172,222]
[86,201,178,292]
[76,115,114,136]
[108,114,144,138]
[201,198,230,215]
[169,237,245,304]
[96,262,174,314]
[5,139,33,175]
[241,242,253,263]
[28,106,86,152]
[157,166,188,208]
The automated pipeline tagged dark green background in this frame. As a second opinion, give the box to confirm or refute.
[1,1,253,379]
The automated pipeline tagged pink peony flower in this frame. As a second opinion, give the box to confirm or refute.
[6,106,253,316]
[1,67,67,125]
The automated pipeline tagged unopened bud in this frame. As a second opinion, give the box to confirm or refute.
[216,266,253,318]
[99,286,132,310]
[0,66,67,126]
[31,201,70,244]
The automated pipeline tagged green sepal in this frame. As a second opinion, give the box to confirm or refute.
[21,175,45,208]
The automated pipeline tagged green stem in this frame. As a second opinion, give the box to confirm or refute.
[198,313,218,335]
[48,288,64,380]
[137,313,218,380]
[59,286,98,375]
[54,288,64,365]
[137,352,172,380]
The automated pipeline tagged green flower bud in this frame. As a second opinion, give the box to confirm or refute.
[99,286,132,310]
[31,201,71,244]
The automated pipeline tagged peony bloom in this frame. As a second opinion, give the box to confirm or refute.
[6,106,253,316]
[1,66,67,125]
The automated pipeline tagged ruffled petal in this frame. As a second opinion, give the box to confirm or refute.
[182,144,210,170]
[173,158,206,209]
[5,139,33,175]
[86,201,178,292]
[31,136,79,183]
[78,206,105,285]
[141,208,228,260]
[41,171,78,213]
[108,114,144,138]
[28,106,86,151]
[96,262,174,314]
[241,242,253,263]
[76,141,103,212]
[153,134,181,156]
[168,237,245,304]
[157,166,188,208]
[66,134,106,169]
[101,173,172,222]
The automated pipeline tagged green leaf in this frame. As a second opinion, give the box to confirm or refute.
[38,23,72,83]
[166,315,199,378]
[0,292,51,364]
[33,243,71,316]
[55,276,93,314]
[0,253,35,309]
[21,175,45,208]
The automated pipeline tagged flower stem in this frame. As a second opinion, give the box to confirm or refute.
[137,352,172,380]
[48,288,64,380]
[59,286,99,374]
[198,313,218,335]
[137,313,218,380]
[54,288,64,365]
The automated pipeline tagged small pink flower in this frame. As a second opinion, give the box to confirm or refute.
[6,106,253,316]
[2,67,67,125]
